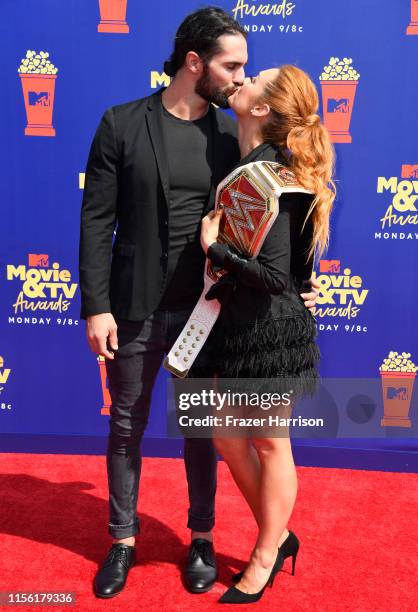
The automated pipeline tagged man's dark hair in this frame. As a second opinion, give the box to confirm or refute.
[164,6,247,77]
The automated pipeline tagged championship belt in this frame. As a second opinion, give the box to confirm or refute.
[163,161,312,378]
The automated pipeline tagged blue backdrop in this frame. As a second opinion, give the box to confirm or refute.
[1,0,417,471]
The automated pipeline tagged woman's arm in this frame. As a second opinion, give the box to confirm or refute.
[290,193,315,291]
[205,194,300,295]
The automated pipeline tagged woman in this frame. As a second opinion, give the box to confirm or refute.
[199,65,336,604]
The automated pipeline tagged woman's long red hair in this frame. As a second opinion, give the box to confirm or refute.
[261,65,336,260]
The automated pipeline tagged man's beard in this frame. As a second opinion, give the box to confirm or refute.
[195,64,234,109]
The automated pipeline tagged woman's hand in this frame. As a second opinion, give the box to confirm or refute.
[200,207,223,254]
[300,276,320,312]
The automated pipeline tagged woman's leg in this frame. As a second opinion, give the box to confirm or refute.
[213,436,261,526]
[211,372,290,543]
[213,435,292,543]
[237,435,297,593]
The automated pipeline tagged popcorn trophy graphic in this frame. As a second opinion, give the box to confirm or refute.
[319,57,360,143]
[18,50,58,137]
[407,0,418,34]
[98,0,129,33]
[379,351,417,428]
[97,356,112,415]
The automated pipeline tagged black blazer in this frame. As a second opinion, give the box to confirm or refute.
[79,88,239,320]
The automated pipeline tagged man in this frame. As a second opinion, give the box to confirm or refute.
[79,6,318,599]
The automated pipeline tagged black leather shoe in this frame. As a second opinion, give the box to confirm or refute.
[185,538,217,593]
[93,543,136,598]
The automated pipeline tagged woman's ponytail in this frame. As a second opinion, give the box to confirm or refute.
[261,65,336,261]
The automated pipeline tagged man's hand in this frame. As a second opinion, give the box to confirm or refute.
[200,208,223,254]
[86,313,118,360]
[300,276,320,313]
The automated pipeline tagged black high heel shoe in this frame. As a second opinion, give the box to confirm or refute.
[231,530,299,583]
[219,549,284,604]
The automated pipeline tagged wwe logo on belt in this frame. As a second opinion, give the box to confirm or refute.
[225,190,266,251]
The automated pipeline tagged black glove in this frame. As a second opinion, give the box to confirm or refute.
[205,273,236,304]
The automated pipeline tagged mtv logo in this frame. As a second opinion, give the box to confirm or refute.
[327,98,349,113]
[320,259,340,273]
[387,387,408,400]
[28,253,49,267]
[28,91,50,107]
[401,164,418,179]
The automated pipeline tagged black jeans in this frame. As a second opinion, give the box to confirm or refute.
[105,308,217,539]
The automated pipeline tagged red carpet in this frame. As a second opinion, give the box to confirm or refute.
[0,453,416,611]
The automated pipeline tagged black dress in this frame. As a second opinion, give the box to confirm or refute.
[197,142,320,397]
